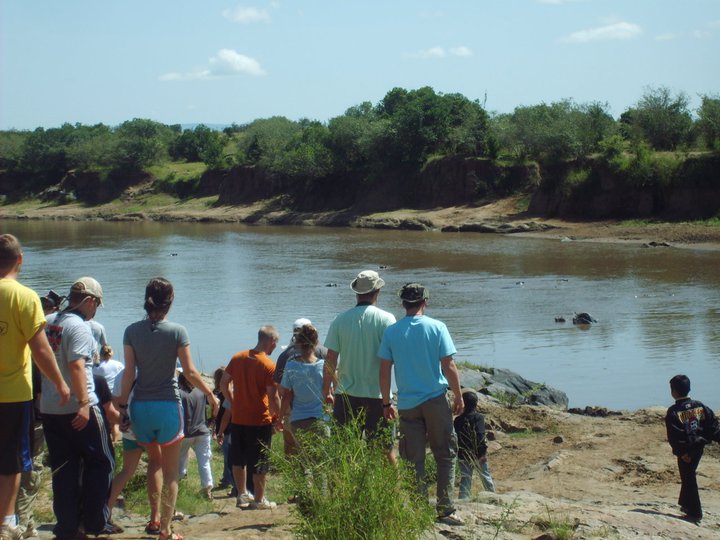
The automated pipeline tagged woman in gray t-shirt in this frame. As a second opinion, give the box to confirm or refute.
[118,277,219,540]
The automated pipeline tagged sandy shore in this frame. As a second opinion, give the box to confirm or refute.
[2,194,720,251]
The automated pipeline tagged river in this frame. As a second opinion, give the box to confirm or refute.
[5,219,720,411]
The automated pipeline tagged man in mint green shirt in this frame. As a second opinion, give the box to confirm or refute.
[323,270,396,459]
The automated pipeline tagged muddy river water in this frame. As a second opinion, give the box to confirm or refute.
[6,219,720,410]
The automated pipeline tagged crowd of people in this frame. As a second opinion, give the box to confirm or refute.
[2,232,718,540]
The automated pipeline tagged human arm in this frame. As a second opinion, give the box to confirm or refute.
[322,349,339,404]
[379,359,396,420]
[178,345,219,417]
[217,405,232,444]
[268,384,282,431]
[28,327,70,406]
[441,355,464,416]
[118,345,138,408]
[68,358,91,430]
[220,371,233,407]
[279,386,294,421]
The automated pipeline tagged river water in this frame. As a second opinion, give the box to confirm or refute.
[5,220,720,411]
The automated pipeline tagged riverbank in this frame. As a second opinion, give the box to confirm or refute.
[29,373,720,539]
[2,193,720,250]
[29,401,720,539]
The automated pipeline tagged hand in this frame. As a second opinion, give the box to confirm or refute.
[383,405,397,421]
[119,413,131,433]
[479,455,488,464]
[681,453,692,463]
[209,394,220,417]
[217,432,224,445]
[324,392,335,406]
[56,381,71,406]
[272,415,283,433]
[452,394,464,416]
[72,404,90,431]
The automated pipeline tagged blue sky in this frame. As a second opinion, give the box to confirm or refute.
[1,0,719,130]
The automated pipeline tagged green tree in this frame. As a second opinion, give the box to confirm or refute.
[276,119,333,177]
[494,100,616,161]
[235,116,301,170]
[170,125,225,168]
[696,94,720,150]
[112,118,173,171]
[622,86,692,150]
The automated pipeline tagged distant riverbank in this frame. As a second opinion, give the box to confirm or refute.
[2,194,720,250]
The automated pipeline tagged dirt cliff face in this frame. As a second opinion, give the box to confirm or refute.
[212,158,541,212]
[529,154,720,220]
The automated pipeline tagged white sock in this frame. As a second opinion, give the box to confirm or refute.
[2,514,17,527]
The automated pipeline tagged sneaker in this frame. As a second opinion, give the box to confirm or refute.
[0,525,22,540]
[203,486,213,500]
[235,491,254,508]
[437,512,464,526]
[248,498,277,510]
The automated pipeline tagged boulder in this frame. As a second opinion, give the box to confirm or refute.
[459,367,568,410]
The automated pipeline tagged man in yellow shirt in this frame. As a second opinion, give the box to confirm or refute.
[0,234,69,540]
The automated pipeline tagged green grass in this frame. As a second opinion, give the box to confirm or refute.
[455,360,493,373]
[148,162,207,183]
[270,417,436,540]
[533,506,578,540]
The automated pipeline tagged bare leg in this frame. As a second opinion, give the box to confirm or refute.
[107,449,142,513]
[158,441,181,537]
[252,473,266,502]
[146,443,163,523]
[0,473,20,523]
[232,465,248,495]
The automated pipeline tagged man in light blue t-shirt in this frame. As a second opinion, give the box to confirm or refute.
[379,283,464,526]
[322,270,396,460]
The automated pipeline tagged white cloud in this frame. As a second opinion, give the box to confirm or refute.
[449,46,473,57]
[693,29,712,39]
[709,20,720,29]
[222,6,271,24]
[654,33,676,41]
[411,46,474,59]
[159,48,266,81]
[560,21,642,43]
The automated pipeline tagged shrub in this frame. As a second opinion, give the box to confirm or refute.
[270,417,435,540]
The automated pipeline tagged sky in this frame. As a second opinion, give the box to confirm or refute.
[1,0,719,131]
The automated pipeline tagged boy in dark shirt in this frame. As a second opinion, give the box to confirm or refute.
[665,374,716,523]
[453,389,495,499]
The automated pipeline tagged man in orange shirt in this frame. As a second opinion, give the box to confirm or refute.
[220,326,281,510]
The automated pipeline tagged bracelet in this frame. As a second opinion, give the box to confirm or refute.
[382,403,392,408]
[77,399,90,407]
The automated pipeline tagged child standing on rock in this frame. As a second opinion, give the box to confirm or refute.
[665,374,717,523]
[454,389,495,499]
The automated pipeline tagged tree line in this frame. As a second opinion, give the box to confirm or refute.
[0,86,718,194]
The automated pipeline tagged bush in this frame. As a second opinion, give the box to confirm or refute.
[270,417,435,540]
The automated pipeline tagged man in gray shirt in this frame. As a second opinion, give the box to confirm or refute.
[41,277,115,539]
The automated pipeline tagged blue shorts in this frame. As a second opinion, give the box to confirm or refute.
[0,401,34,474]
[122,437,143,452]
[129,400,184,446]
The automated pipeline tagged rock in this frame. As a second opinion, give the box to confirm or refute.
[473,368,569,410]
[553,435,565,444]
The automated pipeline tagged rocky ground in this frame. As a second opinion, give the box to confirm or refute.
[28,401,720,540]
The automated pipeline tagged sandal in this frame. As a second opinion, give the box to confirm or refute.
[144,520,161,534]
[158,531,183,540]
